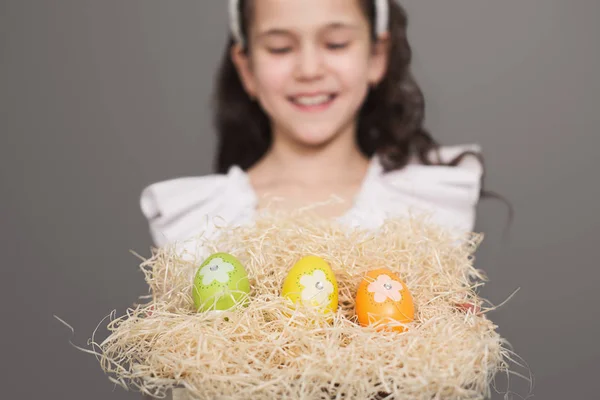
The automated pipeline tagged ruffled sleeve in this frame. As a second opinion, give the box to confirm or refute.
[140,166,257,248]
[345,144,483,234]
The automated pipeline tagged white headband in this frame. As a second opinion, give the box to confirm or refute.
[228,0,390,46]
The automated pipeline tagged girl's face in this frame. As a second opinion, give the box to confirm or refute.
[232,0,388,148]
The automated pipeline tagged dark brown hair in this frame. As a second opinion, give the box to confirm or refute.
[213,0,511,219]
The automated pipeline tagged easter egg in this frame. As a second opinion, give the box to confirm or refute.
[355,268,414,332]
[281,256,338,314]
[192,253,250,312]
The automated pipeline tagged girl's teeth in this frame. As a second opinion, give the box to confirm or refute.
[294,95,331,106]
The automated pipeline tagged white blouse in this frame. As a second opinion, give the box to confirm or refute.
[140,144,482,248]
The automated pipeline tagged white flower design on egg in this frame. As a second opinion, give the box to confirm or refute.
[199,258,234,285]
[367,274,403,303]
[299,270,334,307]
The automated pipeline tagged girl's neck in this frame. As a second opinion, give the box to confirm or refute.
[246,123,372,217]
[252,124,369,186]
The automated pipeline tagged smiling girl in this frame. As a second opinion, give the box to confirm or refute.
[141,0,485,258]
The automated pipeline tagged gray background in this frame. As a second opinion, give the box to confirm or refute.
[2,0,598,399]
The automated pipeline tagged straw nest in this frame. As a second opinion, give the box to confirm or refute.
[94,212,514,400]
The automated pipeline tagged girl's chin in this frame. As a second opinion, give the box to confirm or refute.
[287,131,341,148]
[271,119,351,148]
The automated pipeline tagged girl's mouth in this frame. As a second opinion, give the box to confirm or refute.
[288,93,337,112]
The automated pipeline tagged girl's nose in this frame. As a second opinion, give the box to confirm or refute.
[294,45,325,81]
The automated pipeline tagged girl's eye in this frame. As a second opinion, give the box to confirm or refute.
[326,42,349,50]
[268,47,292,54]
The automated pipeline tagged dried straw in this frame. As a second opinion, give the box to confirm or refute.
[94,212,516,400]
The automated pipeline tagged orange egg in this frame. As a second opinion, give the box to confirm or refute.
[355,268,415,332]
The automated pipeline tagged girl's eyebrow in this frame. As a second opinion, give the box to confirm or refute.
[325,22,361,31]
[257,28,292,39]
[257,22,360,39]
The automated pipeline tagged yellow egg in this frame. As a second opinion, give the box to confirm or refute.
[281,256,338,314]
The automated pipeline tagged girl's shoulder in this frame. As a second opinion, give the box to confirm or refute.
[380,144,483,194]
[139,166,257,247]
[349,144,483,233]
[140,144,484,246]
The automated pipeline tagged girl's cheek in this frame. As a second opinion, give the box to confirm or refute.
[254,56,295,94]
[325,50,372,86]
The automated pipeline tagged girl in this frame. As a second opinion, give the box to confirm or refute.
[141,2,494,398]
[140,0,486,255]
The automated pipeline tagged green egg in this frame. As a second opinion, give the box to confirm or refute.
[192,252,250,312]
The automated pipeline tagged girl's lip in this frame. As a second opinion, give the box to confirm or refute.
[288,93,338,112]
[289,91,335,97]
